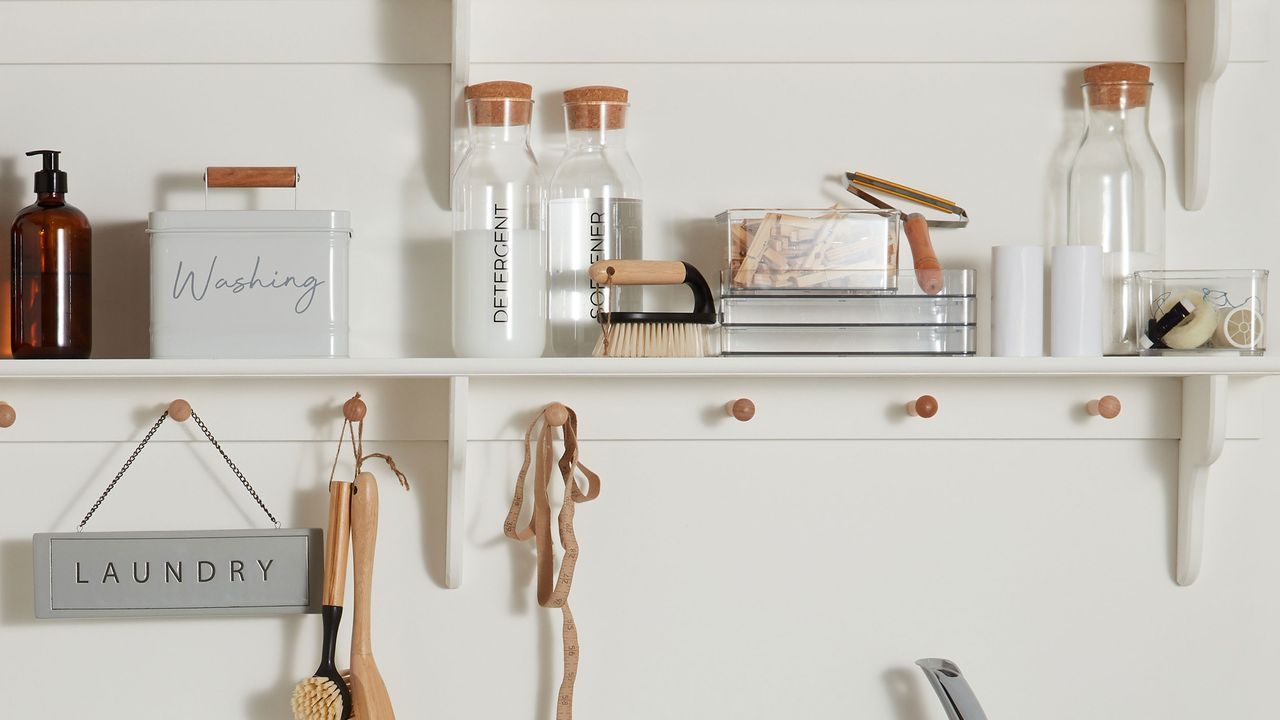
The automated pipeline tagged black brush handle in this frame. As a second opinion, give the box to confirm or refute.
[318,604,352,719]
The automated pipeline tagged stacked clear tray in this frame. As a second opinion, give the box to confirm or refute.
[720,269,976,356]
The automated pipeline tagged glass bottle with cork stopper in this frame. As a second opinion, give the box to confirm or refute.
[1066,62,1166,356]
[10,150,92,359]
[451,81,547,358]
[547,85,643,357]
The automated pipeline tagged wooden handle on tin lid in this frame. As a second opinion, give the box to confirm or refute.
[1086,395,1122,419]
[905,394,939,418]
[0,402,15,429]
[205,166,299,188]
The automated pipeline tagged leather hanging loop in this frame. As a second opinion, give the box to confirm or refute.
[504,403,601,720]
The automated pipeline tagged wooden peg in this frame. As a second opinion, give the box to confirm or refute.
[725,398,756,422]
[1087,395,1122,419]
[0,402,15,429]
[905,394,939,418]
[167,399,192,422]
[544,402,570,427]
[343,393,368,422]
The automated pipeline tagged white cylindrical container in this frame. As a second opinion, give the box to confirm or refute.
[991,245,1044,357]
[1051,245,1103,357]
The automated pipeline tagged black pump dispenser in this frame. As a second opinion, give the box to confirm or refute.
[27,150,68,194]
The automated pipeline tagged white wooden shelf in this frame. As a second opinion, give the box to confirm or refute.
[2,355,1276,590]
[0,355,1277,379]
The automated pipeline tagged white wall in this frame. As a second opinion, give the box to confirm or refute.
[0,1,1278,718]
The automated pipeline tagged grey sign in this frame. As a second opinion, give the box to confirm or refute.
[33,528,323,619]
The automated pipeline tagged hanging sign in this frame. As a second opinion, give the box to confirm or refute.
[32,399,322,619]
[33,528,322,619]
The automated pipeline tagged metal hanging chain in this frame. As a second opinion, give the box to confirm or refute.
[189,409,280,528]
[77,406,280,531]
[77,410,169,531]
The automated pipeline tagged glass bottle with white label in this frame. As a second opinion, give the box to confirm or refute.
[1066,62,1166,355]
[547,85,643,357]
[451,81,547,358]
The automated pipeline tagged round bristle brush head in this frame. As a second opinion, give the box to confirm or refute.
[292,676,346,720]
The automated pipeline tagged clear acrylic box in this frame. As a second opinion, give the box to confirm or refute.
[1133,269,1268,356]
[718,269,976,356]
[721,270,974,325]
[721,325,974,356]
[717,209,900,293]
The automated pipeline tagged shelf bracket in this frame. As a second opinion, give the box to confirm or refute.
[450,0,471,202]
[1183,0,1231,210]
[446,375,468,589]
[1176,374,1228,586]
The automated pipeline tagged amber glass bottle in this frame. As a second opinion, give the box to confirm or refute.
[10,150,92,358]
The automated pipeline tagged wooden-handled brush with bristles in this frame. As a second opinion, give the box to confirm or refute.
[292,478,354,720]
[587,259,717,357]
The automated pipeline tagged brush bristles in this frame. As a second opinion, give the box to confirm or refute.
[594,322,712,357]
[292,676,344,720]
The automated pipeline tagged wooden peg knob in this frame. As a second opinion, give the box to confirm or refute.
[1087,395,1121,419]
[725,398,756,422]
[167,399,192,422]
[905,395,938,418]
[0,402,15,429]
[343,393,367,422]
[544,402,570,427]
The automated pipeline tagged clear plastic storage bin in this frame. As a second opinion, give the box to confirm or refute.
[721,269,974,325]
[719,269,976,356]
[721,325,974,356]
[1133,269,1268,355]
[717,209,899,293]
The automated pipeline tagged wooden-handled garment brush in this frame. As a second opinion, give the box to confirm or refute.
[292,479,354,720]
[587,259,716,357]
[347,470,395,719]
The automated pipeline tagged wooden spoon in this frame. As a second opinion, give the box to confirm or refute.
[348,471,395,719]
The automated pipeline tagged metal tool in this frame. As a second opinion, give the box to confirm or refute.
[845,171,969,227]
[916,658,990,720]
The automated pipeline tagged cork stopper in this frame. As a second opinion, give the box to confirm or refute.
[564,85,629,131]
[466,80,533,126]
[1083,62,1151,109]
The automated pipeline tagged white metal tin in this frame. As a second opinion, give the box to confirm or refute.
[148,210,350,358]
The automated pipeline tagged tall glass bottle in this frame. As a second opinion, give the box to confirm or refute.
[1066,62,1166,355]
[547,85,643,357]
[451,81,546,358]
[11,150,92,359]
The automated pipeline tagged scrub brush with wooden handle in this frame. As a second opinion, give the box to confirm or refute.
[347,470,396,719]
[292,479,354,720]
[588,259,717,357]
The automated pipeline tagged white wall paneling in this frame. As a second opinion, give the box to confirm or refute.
[1,0,1279,718]
[465,0,1271,64]
[3,361,1273,593]
[0,0,453,65]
